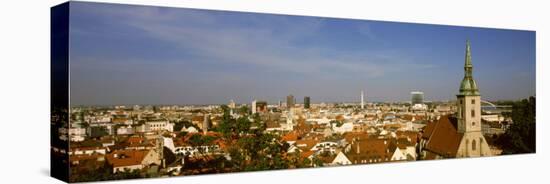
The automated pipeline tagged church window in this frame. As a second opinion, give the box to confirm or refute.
[471,99,475,104]
[472,140,477,151]
[471,110,475,117]
[472,122,475,126]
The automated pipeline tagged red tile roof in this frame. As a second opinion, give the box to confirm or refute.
[424,115,463,157]
[128,136,143,143]
[422,121,436,139]
[106,149,150,167]
[396,131,419,145]
[300,150,315,159]
[282,132,299,142]
[343,132,370,143]
[345,138,391,164]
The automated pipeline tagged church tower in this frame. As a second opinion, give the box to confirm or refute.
[457,40,481,133]
[456,40,491,157]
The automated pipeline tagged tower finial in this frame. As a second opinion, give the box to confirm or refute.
[459,40,479,96]
[465,39,472,67]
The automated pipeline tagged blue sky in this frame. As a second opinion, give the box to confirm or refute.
[68,2,535,105]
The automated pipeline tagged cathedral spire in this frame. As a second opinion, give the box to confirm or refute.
[465,40,472,68]
[459,40,479,96]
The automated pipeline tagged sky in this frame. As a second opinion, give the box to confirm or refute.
[68,2,536,106]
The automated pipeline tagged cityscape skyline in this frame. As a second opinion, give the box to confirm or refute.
[50,2,536,182]
[68,2,535,106]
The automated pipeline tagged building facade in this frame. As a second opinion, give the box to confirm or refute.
[304,96,311,109]
[287,95,295,108]
[421,41,492,159]
[411,91,424,105]
[455,40,492,157]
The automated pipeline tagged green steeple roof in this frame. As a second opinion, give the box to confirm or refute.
[459,40,480,96]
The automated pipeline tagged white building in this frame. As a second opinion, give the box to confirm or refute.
[331,122,354,134]
[68,127,87,142]
[332,151,351,165]
[117,125,135,135]
[310,141,339,154]
[146,120,174,132]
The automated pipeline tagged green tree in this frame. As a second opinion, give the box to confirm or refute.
[188,134,216,155]
[238,106,250,115]
[311,155,324,167]
[497,96,536,154]
[213,106,291,171]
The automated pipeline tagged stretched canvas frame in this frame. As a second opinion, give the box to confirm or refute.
[51,1,536,183]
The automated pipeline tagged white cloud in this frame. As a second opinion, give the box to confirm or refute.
[79,5,434,79]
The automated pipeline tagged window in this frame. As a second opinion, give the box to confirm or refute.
[471,110,475,117]
[472,122,476,126]
[471,99,475,104]
[472,140,477,151]
[459,100,462,104]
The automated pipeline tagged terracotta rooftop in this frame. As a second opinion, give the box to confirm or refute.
[343,132,370,143]
[282,132,299,142]
[345,138,391,164]
[106,149,150,167]
[396,131,419,145]
[422,121,436,139]
[300,150,315,159]
[423,115,463,157]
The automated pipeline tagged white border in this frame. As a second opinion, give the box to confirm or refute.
[0,0,547,184]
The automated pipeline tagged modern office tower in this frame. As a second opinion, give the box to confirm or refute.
[203,114,210,133]
[304,96,311,109]
[256,101,268,113]
[411,91,424,105]
[361,90,365,109]
[287,95,294,108]
[251,100,257,114]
